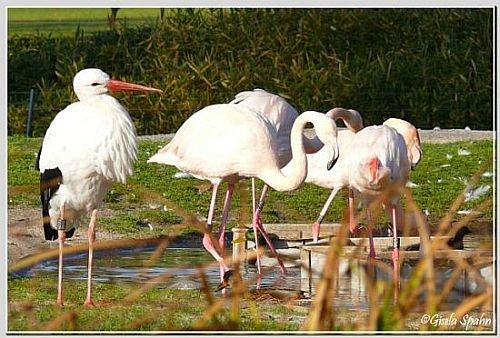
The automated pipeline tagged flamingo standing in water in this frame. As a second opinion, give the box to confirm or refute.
[147,104,339,286]
[305,108,364,241]
[305,112,410,263]
[229,89,299,273]
[36,68,161,306]
[229,90,359,272]
[346,125,410,267]
[229,89,343,273]
[309,112,423,243]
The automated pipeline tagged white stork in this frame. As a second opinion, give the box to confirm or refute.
[35,68,161,306]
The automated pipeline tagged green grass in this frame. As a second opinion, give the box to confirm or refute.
[8,136,494,235]
[7,136,494,332]
[8,278,302,331]
[7,8,162,37]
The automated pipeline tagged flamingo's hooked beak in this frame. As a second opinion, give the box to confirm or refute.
[410,143,423,170]
[107,79,162,93]
[327,143,339,170]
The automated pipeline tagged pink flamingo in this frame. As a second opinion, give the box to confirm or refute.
[229,89,348,273]
[347,125,410,267]
[306,118,410,273]
[305,108,364,241]
[383,118,423,170]
[309,113,423,243]
[36,68,161,306]
[147,104,339,286]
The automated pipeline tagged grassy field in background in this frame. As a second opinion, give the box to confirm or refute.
[7,136,493,235]
[7,8,161,36]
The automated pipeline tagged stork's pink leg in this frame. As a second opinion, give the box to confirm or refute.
[56,203,66,306]
[84,209,98,307]
[201,184,230,286]
[312,187,341,243]
[348,189,359,234]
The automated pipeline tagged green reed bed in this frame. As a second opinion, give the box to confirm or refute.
[8,8,492,136]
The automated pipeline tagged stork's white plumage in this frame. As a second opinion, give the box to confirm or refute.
[36,68,161,306]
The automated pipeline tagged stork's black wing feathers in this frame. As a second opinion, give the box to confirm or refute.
[36,145,75,241]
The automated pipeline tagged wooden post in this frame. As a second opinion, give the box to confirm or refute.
[232,227,247,264]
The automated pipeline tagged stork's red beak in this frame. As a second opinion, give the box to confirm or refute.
[107,79,162,93]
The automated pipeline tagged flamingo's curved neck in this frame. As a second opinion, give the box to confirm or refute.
[259,113,311,192]
[302,108,362,154]
[327,108,363,133]
[260,111,337,192]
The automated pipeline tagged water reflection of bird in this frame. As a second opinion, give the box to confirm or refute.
[216,270,306,303]
[36,68,161,306]
[405,226,472,251]
[244,228,280,247]
[148,104,339,286]
[242,228,281,267]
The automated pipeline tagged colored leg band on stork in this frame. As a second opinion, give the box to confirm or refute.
[56,219,67,231]
[393,237,400,250]
[257,200,265,212]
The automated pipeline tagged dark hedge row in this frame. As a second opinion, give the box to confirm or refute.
[8,8,493,136]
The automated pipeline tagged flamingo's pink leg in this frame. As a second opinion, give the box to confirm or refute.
[252,185,287,275]
[251,178,257,217]
[202,184,229,276]
[391,203,401,289]
[312,187,341,243]
[391,203,400,267]
[216,184,234,281]
[250,179,264,275]
[348,188,359,234]
[367,208,376,259]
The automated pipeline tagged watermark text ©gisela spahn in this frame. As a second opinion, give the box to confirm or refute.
[420,312,493,331]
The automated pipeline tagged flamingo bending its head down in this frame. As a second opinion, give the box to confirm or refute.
[306,108,364,242]
[383,118,422,170]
